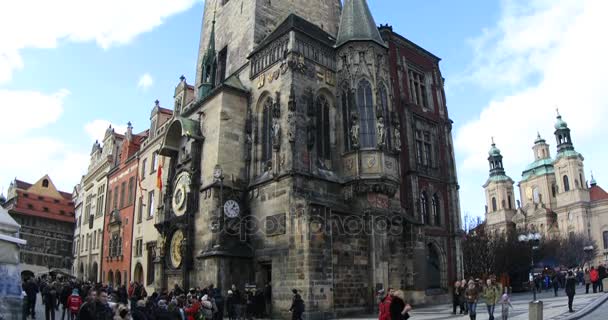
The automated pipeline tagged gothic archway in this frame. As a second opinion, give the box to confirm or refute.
[90,262,98,283]
[133,263,144,284]
[427,243,442,289]
[115,270,122,286]
[107,270,114,286]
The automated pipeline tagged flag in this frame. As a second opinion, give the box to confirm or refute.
[156,156,164,193]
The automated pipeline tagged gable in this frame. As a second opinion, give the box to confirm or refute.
[25,175,65,200]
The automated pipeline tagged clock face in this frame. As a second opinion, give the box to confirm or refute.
[224,200,240,218]
[170,229,184,269]
[172,172,191,216]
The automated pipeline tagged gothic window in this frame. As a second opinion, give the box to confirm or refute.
[491,197,497,212]
[408,68,428,108]
[316,95,331,160]
[217,46,228,84]
[357,79,376,148]
[379,84,391,147]
[420,192,429,224]
[416,130,433,167]
[432,194,441,226]
[128,177,135,205]
[261,97,274,166]
[563,175,570,192]
[341,90,351,151]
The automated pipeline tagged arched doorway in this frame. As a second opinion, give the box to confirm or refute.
[115,270,122,286]
[108,270,114,286]
[91,262,98,283]
[427,244,442,289]
[79,263,84,279]
[134,263,144,284]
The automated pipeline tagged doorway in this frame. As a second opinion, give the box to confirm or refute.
[259,262,272,317]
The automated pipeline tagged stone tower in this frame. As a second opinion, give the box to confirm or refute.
[483,140,517,235]
[519,134,558,214]
[194,0,342,90]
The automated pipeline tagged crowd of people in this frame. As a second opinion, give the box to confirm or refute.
[451,276,510,320]
[21,277,282,320]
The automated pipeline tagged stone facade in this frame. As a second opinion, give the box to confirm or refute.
[483,114,608,266]
[2,176,75,274]
[151,0,462,317]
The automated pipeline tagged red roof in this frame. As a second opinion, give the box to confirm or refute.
[15,179,32,190]
[590,184,608,202]
[158,107,173,115]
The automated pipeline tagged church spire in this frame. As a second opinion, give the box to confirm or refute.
[198,8,217,100]
[336,0,386,48]
[488,138,506,177]
[554,109,574,153]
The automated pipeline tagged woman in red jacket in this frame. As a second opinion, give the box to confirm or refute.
[66,289,83,320]
[590,267,600,293]
[184,295,202,320]
[378,288,393,320]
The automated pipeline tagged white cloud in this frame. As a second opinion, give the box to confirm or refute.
[0,0,200,83]
[137,73,154,91]
[84,120,129,142]
[455,0,608,217]
[0,90,88,193]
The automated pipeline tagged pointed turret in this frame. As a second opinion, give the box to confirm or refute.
[488,138,506,177]
[554,109,575,153]
[198,10,217,100]
[336,0,386,48]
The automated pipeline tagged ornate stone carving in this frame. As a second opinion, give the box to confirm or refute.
[350,112,360,149]
[349,181,398,198]
[273,91,281,118]
[393,119,401,152]
[377,116,386,149]
[272,118,281,150]
[287,112,296,143]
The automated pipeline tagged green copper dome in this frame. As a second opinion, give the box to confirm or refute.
[488,143,501,157]
[555,115,568,130]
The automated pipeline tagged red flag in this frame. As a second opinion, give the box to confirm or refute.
[156,157,163,193]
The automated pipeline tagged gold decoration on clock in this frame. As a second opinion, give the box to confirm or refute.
[170,229,184,269]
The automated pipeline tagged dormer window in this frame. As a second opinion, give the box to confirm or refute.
[42,179,49,188]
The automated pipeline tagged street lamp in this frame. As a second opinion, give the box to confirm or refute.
[519,232,542,301]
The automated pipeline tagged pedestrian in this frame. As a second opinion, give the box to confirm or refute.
[590,267,599,293]
[60,282,72,320]
[461,278,469,315]
[212,288,224,320]
[23,278,39,319]
[598,264,607,292]
[114,304,131,320]
[97,290,115,320]
[230,285,241,320]
[584,269,591,294]
[465,280,479,320]
[132,300,149,320]
[263,283,272,318]
[482,279,500,320]
[388,290,411,320]
[201,295,214,320]
[378,288,392,320]
[43,282,59,320]
[289,289,304,320]
[499,290,513,320]
[76,289,97,320]
[452,281,461,315]
[183,295,201,320]
[66,288,82,320]
[551,272,559,297]
[226,290,237,320]
[565,270,577,312]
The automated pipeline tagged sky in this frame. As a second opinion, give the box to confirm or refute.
[1,0,607,222]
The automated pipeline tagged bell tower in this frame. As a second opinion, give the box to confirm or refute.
[483,139,517,235]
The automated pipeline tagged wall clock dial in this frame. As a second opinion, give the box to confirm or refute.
[172,172,191,216]
[170,229,184,269]
[224,200,240,218]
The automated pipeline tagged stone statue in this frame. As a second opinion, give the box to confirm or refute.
[394,124,402,151]
[272,118,281,150]
[287,112,296,143]
[377,116,386,148]
[350,113,360,149]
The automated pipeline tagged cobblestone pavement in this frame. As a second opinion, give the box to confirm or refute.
[344,286,607,320]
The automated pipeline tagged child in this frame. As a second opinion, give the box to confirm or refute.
[499,290,513,320]
[67,288,83,320]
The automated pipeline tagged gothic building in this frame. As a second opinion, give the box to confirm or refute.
[152,0,462,317]
[483,113,608,266]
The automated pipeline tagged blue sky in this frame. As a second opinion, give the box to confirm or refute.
[1,0,607,223]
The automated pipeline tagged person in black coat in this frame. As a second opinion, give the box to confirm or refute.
[23,278,39,319]
[565,271,577,313]
[289,289,304,320]
[43,283,59,320]
[389,290,411,320]
[598,265,607,292]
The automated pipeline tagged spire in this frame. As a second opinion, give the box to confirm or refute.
[488,138,506,177]
[554,111,574,153]
[590,171,597,187]
[336,0,386,48]
[199,8,218,100]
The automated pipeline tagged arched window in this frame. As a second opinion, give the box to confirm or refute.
[432,194,441,226]
[42,179,49,188]
[261,97,273,166]
[563,175,570,192]
[357,80,376,148]
[378,84,391,147]
[420,192,429,224]
[316,95,331,160]
[603,231,608,249]
[491,197,497,212]
[341,90,351,150]
[508,195,513,209]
